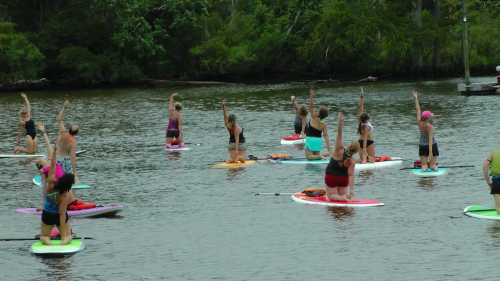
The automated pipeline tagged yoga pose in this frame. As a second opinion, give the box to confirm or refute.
[15,93,37,154]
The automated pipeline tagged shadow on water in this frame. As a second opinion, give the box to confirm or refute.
[165,151,182,161]
[37,255,74,281]
[326,207,355,220]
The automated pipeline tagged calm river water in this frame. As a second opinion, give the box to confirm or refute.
[1,79,499,281]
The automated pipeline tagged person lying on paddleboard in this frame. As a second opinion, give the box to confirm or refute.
[40,143,75,245]
[56,99,80,182]
[357,89,375,163]
[483,145,500,214]
[222,99,246,163]
[324,112,359,201]
[413,91,439,171]
[291,95,307,137]
[15,93,38,154]
[304,88,331,160]
[166,92,183,145]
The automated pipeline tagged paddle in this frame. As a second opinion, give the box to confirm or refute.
[0,236,94,241]
[183,142,201,146]
[76,150,87,155]
[254,192,294,196]
[400,165,474,170]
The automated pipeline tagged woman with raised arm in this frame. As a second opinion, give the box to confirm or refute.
[357,89,376,163]
[39,140,75,246]
[304,88,331,160]
[166,93,183,145]
[413,91,439,171]
[222,99,246,163]
[324,112,359,201]
[15,93,38,154]
[291,95,308,137]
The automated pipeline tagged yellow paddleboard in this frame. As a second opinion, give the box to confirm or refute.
[211,160,257,169]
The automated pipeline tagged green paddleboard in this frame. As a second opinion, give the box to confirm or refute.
[31,239,84,255]
[464,205,500,220]
[410,168,447,177]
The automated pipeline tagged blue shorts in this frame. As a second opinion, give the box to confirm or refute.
[305,137,323,153]
[57,157,72,174]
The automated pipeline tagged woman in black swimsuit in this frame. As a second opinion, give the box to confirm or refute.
[15,93,37,154]
[222,99,246,163]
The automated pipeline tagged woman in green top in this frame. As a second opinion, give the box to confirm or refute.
[483,146,500,214]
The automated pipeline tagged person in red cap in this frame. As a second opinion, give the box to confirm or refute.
[413,91,439,171]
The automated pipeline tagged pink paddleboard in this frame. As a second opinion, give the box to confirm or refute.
[165,143,190,151]
[291,192,384,207]
[16,204,123,218]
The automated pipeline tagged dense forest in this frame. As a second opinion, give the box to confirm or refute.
[0,0,499,86]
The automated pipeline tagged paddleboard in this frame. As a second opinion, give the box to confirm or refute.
[291,192,384,207]
[410,168,447,177]
[464,205,500,220]
[0,154,44,158]
[16,204,123,218]
[32,175,92,189]
[280,134,305,145]
[165,144,191,151]
[31,239,84,255]
[211,160,257,169]
[271,157,403,172]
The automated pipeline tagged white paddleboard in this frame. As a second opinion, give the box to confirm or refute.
[0,154,44,158]
[410,168,448,177]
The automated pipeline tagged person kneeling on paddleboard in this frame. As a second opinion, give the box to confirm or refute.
[304,88,331,160]
[357,90,376,163]
[40,146,75,246]
[291,95,307,137]
[413,91,439,171]
[222,99,246,163]
[15,93,38,154]
[483,145,500,214]
[324,112,359,201]
[166,93,184,145]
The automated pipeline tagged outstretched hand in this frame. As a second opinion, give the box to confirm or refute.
[291,95,295,102]
[412,90,418,99]
[338,112,344,125]
[63,99,70,107]
[36,122,45,132]
[171,92,178,97]
[309,88,315,97]
[20,93,27,99]
[222,99,226,106]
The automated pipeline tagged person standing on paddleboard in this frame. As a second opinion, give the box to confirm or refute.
[166,93,183,145]
[56,99,80,182]
[357,89,375,163]
[483,145,500,214]
[40,143,75,246]
[222,99,246,163]
[413,91,439,171]
[324,112,359,201]
[14,93,38,154]
[291,95,307,137]
[304,88,331,160]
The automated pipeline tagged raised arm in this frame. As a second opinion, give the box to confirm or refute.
[57,99,70,134]
[334,112,345,156]
[168,93,178,114]
[358,87,365,117]
[291,96,299,113]
[308,88,316,117]
[70,140,78,182]
[413,90,421,122]
[222,99,229,128]
[322,125,331,155]
[20,93,31,119]
[36,122,53,156]
[46,145,57,193]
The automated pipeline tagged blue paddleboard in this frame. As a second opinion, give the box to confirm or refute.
[410,168,447,177]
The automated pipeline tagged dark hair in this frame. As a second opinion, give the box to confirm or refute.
[54,173,74,193]
[174,102,182,111]
[228,114,236,124]
[318,106,328,120]
[358,113,370,134]
[68,124,79,136]
[298,105,307,117]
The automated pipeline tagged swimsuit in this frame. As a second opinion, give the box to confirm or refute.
[418,124,439,157]
[166,118,180,138]
[56,156,72,174]
[228,127,246,150]
[324,155,349,187]
[25,119,36,139]
[305,122,323,152]
[358,122,374,148]
[41,192,68,226]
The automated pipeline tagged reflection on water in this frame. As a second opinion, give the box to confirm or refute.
[38,256,74,281]
[326,207,355,220]
[417,177,437,190]
[165,151,182,161]
[487,222,500,246]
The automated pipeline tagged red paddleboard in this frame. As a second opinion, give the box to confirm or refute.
[280,134,304,145]
[291,192,384,207]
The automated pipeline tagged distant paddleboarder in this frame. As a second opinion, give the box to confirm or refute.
[483,145,500,214]
[324,112,359,201]
[166,92,183,145]
[14,93,37,154]
[222,99,246,163]
[357,89,375,163]
[56,99,80,182]
[291,95,307,137]
[413,91,439,171]
[304,88,331,160]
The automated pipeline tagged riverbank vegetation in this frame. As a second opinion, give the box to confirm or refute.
[0,0,499,86]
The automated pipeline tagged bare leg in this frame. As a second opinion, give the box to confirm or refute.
[367,144,376,163]
[228,149,238,163]
[326,186,348,201]
[238,149,246,163]
[305,149,322,160]
[494,194,500,214]
[430,156,438,170]
[419,155,428,170]
[166,137,173,144]
[40,223,53,245]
